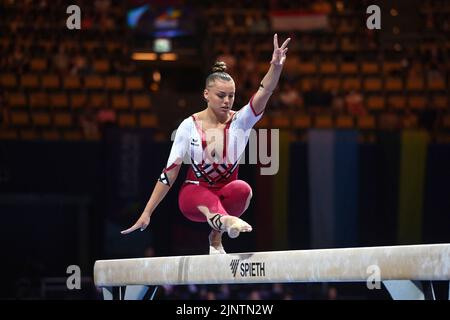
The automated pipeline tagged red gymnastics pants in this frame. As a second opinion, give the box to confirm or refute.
[178,180,253,222]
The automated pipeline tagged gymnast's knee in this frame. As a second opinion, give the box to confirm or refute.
[234,180,253,197]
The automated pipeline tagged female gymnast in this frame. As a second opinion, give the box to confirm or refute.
[122,34,290,254]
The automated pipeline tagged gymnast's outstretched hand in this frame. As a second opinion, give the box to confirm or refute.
[270,33,290,66]
[121,212,151,234]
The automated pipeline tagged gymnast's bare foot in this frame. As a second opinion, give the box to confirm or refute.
[209,230,226,254]
[198,205,253,239]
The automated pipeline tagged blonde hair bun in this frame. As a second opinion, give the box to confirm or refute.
[212,61,227,73]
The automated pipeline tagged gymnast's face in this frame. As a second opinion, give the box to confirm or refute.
[204,79,235,117]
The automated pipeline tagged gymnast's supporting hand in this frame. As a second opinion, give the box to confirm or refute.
[121,213,151,234]
[121,164,181,235]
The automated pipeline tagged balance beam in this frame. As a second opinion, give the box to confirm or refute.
[94,243,450,300]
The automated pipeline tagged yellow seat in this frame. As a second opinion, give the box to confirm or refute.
[93,59,110,73]
[31,112,51,127]
[342,77,361,91]
[432,94,448,109]
[29,92,49,109]
[63,130,83,141]
[10,111,30,126]
[292,115,312,129]
[63,76,81,89]
[298,62,317,74]
[8,92,27,108]
[118,113,137,127]
[300,78,314,91]
[42,74,60,89]
[71,93,88,109]
[89,94,107,109]
[428,77,446,90]
[0,129,18,140]
[21,74,39,89]
[408,95,427,110]
[20,129,40,140]
[406,77,424,91]
[42,130,61,140]
[322,78,340,91]
[366,96,385,111]
[319,62,337,74]
[363,77,382,91]
[357,115,376,129]
[272,115,290,129]
[361,62,379,74]
[388,95,406,110]
[125,76,144,91]
[30,58,47,71]
[336,115,354,128]
[112,94,130,110]
[139,113,159,128]
[85,75,104,90]
[1,73,17,88]
[383,62,402,74]
[385,77,403,91]
[315,115,333,128]
[54,113,73,127]
[442,114,450,129]
[132,94,151,110]
[105,76,123,90]
[340,62,358,74]
[50,93,69,109]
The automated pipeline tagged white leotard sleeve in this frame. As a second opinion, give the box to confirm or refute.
[165,117,191,170]
[233,96,264,131]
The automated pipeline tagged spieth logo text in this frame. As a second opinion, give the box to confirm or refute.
[230,259,266,278]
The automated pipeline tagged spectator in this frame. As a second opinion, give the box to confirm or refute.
[332,91,345,114]
[80,109,100,139]
[71,53,91,75]
[97,108,116,125]
[279,82,302,109]
[9,46,28,72]
[345,90,366,116]
[53,44,69,74]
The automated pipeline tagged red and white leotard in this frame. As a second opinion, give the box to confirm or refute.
[160,98,263,189]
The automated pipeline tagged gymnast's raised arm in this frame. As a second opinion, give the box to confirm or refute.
[251,34,291,115]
